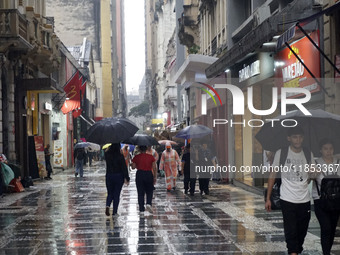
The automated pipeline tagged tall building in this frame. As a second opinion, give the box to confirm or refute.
[46,0,127,119]
[101,0,127,117]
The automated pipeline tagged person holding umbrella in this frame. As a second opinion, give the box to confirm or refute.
[104,143,130,218]
[131,145,157,213]
[74,146,86,177]
[265,126,314,255]
[312,138,340,255]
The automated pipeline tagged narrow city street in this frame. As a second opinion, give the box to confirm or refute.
[0,162,337,255]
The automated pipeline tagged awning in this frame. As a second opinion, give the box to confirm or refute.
[174,54,226,88]
[205,0,324,79]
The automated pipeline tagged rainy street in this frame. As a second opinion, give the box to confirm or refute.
[0,162,338,255]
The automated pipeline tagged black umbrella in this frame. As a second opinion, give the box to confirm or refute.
[174,125,213,139]
[123,134,159,146]
[255,109,340,157]
[86,117,138,144]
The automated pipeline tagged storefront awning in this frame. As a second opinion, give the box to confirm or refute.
[174,54,226,88]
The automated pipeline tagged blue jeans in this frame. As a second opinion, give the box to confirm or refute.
[106,173,124,214]
[75,159,84,177]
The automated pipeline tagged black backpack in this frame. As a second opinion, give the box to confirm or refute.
[76,149,85,160]
[265,147,311,210]
[315,159,340,211]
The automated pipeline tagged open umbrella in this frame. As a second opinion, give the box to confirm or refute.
[86,142,101,152]
[86,117,138,144]
[175,125,213,139]
[74,142,89,150]
[158,140,177,145]
[123,134,159,146]
[255,109,340,157]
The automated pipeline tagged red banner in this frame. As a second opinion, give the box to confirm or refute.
[61,71,82,114]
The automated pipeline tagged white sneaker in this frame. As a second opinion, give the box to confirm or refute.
[146,204,153,213]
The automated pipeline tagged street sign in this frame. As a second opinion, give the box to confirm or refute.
[276,25,296,50]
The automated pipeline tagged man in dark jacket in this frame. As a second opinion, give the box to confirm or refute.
[74,147,86,177]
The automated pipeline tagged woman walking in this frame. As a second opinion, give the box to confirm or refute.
[131,145,157,213]
[312,138,340,255]
[104,143,130,217]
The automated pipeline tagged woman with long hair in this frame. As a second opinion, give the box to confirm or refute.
[104,143,130,217]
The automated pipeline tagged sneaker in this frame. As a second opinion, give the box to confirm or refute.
[105,207,110,216]
[75,172,78,177]
[112,213,119,219]
[172,187,176,191]
[184,190,188,194]
[146,204,153,213]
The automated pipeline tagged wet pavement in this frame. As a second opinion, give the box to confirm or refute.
[0,161,339,254]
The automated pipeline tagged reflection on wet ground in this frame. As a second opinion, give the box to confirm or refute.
[0,161,338,254]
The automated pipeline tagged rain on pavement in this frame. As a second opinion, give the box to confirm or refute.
[0,161,338,254]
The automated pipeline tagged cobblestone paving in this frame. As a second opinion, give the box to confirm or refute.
[0,161,339,254]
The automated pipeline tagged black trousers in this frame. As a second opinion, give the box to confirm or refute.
[314,199,340,255]
[199,178,209,194]
[280,199,311,254]
[46,161,52,178]
[136,170,154,212]
[184,175,196,194]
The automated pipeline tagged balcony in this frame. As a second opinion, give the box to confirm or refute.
[0,9,32,51]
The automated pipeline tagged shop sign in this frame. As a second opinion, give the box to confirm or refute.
[238,60,260,82]
[53,140,64,168]
[34,136,46,178]
[44,102,52,111]
[275,30,320,97]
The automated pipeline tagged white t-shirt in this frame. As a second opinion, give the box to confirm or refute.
[272,147,314,203]
[312,158,340,200]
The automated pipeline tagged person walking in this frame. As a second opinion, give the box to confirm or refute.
[159,142,181,191]
[312,138,340,255]
[197,142,215,195]
[74,147,86,177]
[265,126,314,255]
[131,145,157,213]
[181,144,196,196]
[104,143,130,218]
[44,144,53,180]
[122,144,131,170]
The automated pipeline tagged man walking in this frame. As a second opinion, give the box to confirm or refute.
[44,144,53,180]
[159,142,181,191]
[265,126,314,255]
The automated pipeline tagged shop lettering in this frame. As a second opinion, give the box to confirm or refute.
[282,61,305,82]
[202,84,311,116]
[239,60,260,82]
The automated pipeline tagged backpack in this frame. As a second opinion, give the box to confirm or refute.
[315,159,340,211]
[265,147,311,210]
[76,149,85,160]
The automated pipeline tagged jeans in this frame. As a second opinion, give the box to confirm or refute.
[314,199,340,255]
[280,199,311,254]
[75,159,84,177]
[136,170,154,212]
[105,173,124,214]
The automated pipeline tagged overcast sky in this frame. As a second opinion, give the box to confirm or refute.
[124,0,145,95]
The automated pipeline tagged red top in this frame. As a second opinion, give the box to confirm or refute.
[132,153,155,171]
